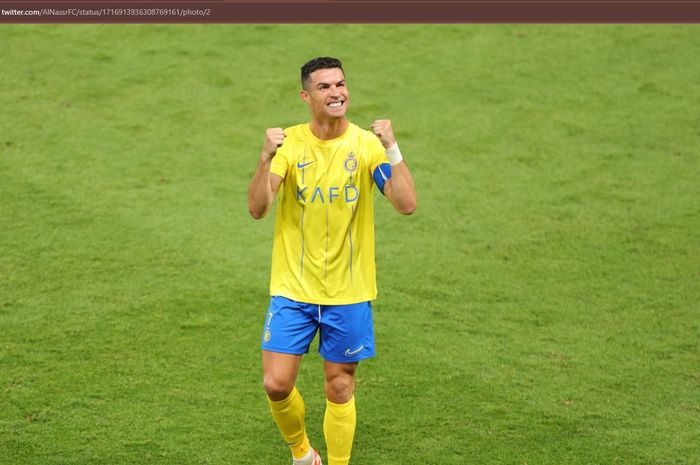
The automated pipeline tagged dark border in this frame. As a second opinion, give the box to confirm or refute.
[2,1,700,23]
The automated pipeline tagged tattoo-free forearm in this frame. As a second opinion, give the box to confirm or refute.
[247,156,275,219]
[387,161,417,215]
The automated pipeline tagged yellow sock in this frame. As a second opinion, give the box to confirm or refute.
[268,386,311,459]
[323,396,356,465]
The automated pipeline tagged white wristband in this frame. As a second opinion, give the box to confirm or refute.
[385,142,403,166]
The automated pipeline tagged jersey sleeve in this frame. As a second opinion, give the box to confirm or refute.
[270,145,291,179]
[367,134,392,195]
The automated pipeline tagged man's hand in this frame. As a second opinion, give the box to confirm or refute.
[262,128,286,160]
[370,119,397,149]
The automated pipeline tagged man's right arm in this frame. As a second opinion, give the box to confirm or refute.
[247,128,285,219]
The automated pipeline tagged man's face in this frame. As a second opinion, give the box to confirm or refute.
[301,68,349,121]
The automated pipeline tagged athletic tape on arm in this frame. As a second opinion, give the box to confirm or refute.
[385,142,403,166]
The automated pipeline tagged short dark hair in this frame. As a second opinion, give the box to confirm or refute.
[301,57,344,89]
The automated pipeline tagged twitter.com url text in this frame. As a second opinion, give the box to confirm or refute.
[2,8,212,18]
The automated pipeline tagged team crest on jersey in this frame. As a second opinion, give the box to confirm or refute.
[344,152,358,174]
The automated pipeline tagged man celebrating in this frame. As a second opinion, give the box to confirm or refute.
[247,57,416,465]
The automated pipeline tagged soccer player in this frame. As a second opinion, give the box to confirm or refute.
[247,57,417,465]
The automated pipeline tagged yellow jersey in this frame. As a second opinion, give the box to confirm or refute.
[268,122,391,305]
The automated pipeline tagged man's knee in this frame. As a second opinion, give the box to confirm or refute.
[324,371,355,403]
[263,374,294,401]
[262,351,301,401]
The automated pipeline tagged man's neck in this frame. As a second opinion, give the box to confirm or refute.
[309,118,349,140]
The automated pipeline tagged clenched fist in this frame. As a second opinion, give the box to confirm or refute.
[261,128,286,160]
[370,119,397,149]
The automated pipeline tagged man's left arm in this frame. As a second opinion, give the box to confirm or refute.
[371,119,417,215]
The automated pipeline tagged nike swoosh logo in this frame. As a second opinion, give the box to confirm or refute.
[297,160,315,169]
[344,345,364,357]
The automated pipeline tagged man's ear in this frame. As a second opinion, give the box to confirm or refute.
[300,90,311,104]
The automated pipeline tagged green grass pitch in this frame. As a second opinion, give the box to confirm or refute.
[1,25,699,464]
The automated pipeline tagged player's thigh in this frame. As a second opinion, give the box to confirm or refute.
[323,359,357,382]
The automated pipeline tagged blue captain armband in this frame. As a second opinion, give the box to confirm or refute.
[372,163,392,195]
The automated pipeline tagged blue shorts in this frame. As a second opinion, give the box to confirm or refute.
[261,296,376,363]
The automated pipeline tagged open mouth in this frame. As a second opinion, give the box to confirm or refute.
[327,100,344,109]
